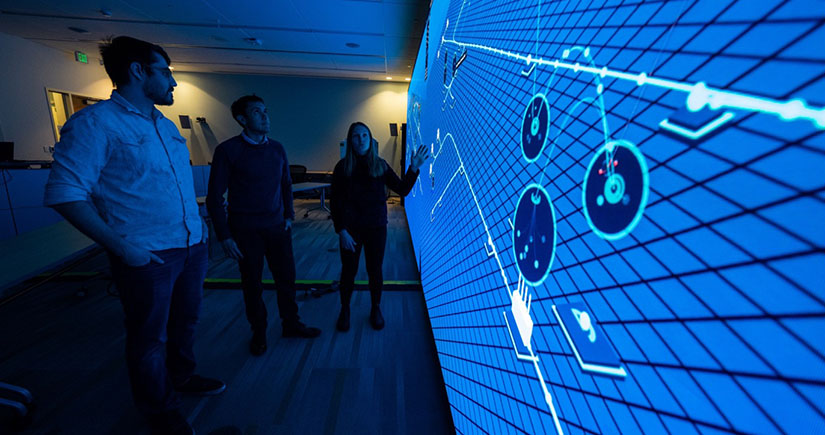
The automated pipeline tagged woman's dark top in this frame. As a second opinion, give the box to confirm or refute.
[331,155,419,233]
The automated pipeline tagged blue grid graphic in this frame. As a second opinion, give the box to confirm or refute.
[406,1,825,434]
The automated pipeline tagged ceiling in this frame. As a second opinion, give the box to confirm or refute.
[0,0,429,81]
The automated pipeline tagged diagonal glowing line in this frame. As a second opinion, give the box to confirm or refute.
[443,38,825,129]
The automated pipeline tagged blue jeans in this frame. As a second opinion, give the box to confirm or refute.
[108,242,208,416]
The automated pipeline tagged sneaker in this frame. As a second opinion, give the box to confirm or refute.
[282,322,322,338]
[370,305,385,330]
[250,329,267,356]
[174,375,226,396]
[336,306,350,332]
[148,410,195,435]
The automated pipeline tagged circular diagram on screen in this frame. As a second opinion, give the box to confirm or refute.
[520,93,551,163]
[513,184,557,286]
[582,139,649,240]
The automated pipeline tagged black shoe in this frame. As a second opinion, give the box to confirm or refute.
[370,306,385,330]
[336,306,350,332]
[250,329,267,356]
[148,410,195,435]
[282,322,322,338]
[174,375,226,396]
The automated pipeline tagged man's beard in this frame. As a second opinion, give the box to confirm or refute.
[154,89,174,106]
[145,83,174,106]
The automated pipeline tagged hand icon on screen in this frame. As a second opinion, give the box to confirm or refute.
[571,308,596,343]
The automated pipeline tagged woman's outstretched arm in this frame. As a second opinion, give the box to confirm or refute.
[384,144,430,196]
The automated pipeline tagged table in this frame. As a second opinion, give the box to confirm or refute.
[292,182,331,218]
[196,183,331,218]
[306,170,332,177]
[0,160,52,169]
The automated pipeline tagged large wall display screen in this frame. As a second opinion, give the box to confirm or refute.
[405,1,825,433]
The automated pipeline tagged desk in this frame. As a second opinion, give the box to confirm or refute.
[292,182,331,218]
[305,170,333,183]
[196,183,331,217]
[0,160,52,169]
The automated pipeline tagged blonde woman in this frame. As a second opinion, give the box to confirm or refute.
[331,122,429,331]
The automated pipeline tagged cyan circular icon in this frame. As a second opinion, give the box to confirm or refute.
[520,93,551,163]
[582,140,649,240]
[513,184,557,286]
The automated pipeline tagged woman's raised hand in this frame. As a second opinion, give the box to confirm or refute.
[410,145,430,171]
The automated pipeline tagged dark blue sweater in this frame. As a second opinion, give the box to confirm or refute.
[206,135,294,241]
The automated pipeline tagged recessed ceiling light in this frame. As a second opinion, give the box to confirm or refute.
[345,42,360,48]
[386,76,392,80]
[244,37,263,46]
[169,66,175,70]
[68,26,90,34]
[405,78,410,81]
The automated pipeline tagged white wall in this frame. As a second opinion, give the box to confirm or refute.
[0,32,409,171]
[164,72,409,171]
[0,32,113,160]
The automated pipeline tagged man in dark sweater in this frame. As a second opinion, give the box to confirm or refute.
[206,95,321,356]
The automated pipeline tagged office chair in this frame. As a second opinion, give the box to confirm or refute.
[289,165,307,184]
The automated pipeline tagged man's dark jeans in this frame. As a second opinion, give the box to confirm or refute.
[109,242,208,416]
[230,222,300,332]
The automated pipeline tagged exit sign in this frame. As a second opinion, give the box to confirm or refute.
[74,51,88,63]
